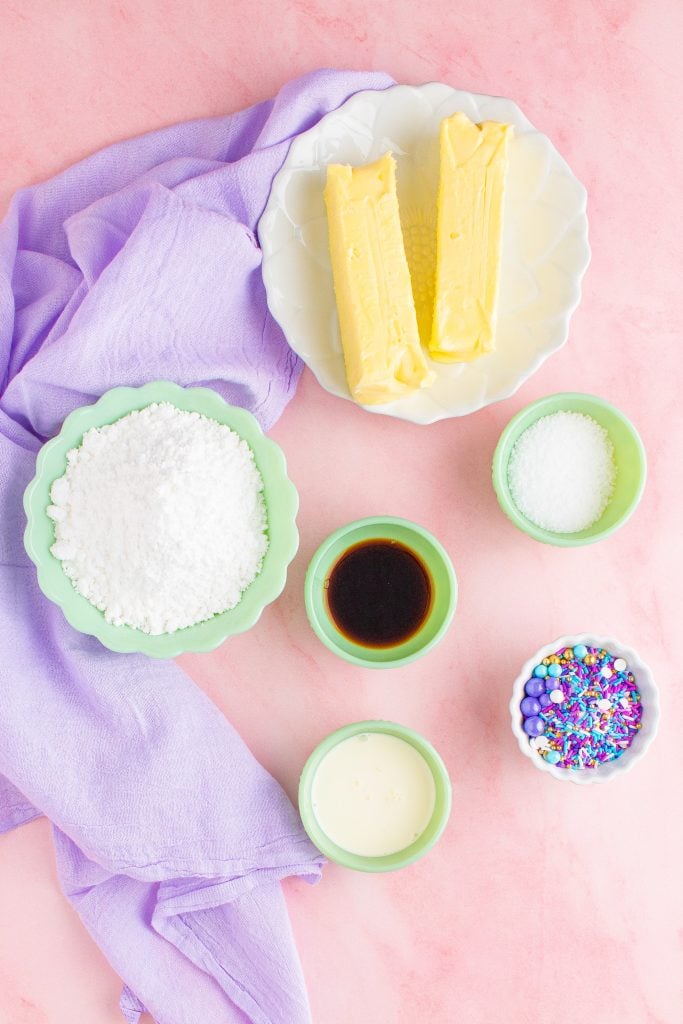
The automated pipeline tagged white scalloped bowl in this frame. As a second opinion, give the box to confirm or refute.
[259,83,591,424]
[510,634,660,784]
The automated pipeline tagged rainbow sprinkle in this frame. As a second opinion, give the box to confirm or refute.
[520,644,643,770]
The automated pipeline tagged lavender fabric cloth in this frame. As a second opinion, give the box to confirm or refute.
[0,69,393,1023]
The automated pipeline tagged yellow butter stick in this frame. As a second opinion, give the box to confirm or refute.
[324,153,434,405]
[430,113,512,362]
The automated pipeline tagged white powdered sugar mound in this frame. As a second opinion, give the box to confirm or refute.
[48,402,268,634]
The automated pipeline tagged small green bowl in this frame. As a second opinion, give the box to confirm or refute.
[23,381,299,658]
[492,392,646,546]
[298,720,452,872]
[304,516,457,668]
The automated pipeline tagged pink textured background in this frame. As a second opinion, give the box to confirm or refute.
[1,2,682,1022]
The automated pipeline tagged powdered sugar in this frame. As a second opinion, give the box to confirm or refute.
[507,411,616,533]
[48,402,268,634]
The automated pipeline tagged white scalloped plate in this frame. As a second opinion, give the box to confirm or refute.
[259,83,590,423]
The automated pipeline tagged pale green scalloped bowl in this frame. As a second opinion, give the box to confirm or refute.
[23,381,299,658]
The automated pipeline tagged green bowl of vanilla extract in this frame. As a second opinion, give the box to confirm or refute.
[304,515,457,669]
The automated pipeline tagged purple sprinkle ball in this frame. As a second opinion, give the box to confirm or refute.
[523,716,545,737]
[519,644,643,770]
[520,696,541,717]
[524,677,546,698]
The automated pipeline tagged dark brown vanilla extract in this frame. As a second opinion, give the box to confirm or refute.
[325,540,432,648]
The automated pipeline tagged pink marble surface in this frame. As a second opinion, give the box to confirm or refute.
[1,2,682,1022]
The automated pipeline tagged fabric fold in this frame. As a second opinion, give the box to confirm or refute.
[0,68,394,1022]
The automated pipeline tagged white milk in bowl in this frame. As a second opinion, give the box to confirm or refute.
[310,732,436,857]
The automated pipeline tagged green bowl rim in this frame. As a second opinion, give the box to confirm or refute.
[298,719,452,872]
[303,515,458,669]
[491,391,647,547]
[23,381,299,658]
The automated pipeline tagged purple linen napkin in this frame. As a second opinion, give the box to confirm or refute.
[0,69,394,1023]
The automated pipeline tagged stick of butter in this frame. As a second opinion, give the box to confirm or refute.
[324,153,435,405]
[429,113,512,363]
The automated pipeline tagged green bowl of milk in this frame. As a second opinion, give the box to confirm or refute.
[298,720,452,872]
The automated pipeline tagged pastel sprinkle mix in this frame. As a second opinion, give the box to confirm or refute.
[520,644,643,770]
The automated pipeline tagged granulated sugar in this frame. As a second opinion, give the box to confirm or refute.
[507,411,616,533]
[48,402,268,634]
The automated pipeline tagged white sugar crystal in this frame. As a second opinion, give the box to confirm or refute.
[508,411,616,533]
[48,402,268,635]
